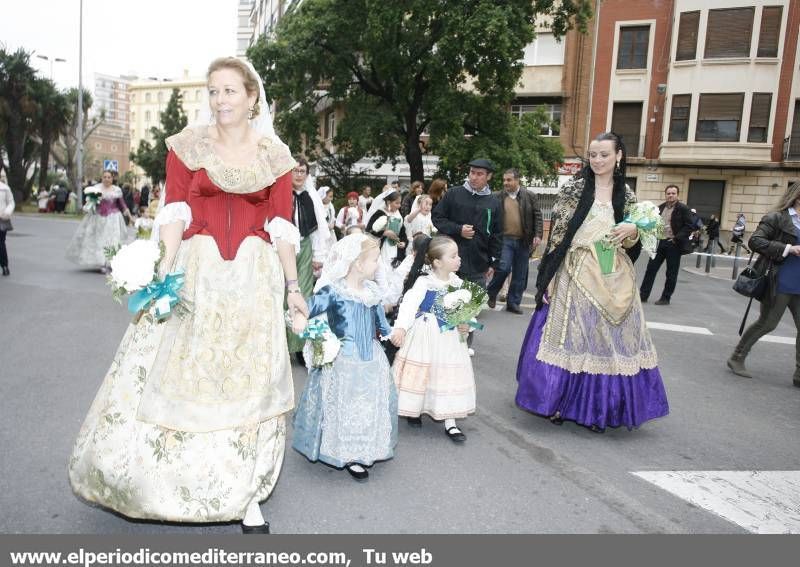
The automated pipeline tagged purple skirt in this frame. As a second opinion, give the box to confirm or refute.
[515,304,669,430]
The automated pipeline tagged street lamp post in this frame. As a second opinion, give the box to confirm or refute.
[35,54,67,81]
[76,0,84,205]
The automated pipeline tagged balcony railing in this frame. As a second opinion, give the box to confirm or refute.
[783,136,800,161]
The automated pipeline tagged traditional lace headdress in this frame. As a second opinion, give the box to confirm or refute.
[314,233,372,293]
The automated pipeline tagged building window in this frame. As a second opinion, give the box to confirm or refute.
[131,129,135,138]
[324,110,336,140]
[107,110,114,120]
[95,142,102,150]
[611,102,643,156]
[157,91,163,103]
[675,11,700,61]
[195,109,200,120]
[130,93,136,103]
[788,101,800,160]
[696,93,744,142]
[196,90,202,101]
[510,103,561,136]
[131,111,136,122]
[748,93,772,143]
[705,8,754,59]
[145,110,151,122]
[668,95,691,141]
[520,33,565,66]
[617,25,650,70]
[757,6,783,58]
[111,144,118,152]
[145,93,151,103]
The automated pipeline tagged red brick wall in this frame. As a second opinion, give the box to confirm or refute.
[771,0,800,162]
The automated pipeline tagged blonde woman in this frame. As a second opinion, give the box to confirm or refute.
[69,57,308,534]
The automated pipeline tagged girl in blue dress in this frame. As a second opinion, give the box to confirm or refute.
[290,234,398,480]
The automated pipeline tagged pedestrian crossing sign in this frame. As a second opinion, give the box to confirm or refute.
[103,159,119,172]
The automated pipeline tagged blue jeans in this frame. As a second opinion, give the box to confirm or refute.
[487,237,529,307]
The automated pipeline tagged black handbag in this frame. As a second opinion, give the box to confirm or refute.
[732,251,769,300]
[0,218,12,232]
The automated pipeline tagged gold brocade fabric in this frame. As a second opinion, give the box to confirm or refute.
[538,202,658,376]
[136,235,294,432]
[165,126,295,194]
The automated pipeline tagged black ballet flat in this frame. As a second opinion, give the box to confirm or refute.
[549,413,564,425]
[589,425,605,434]
[345,463,369,481]
[241,522,270,534]
[406,416,422,427]
[445,426,466,443]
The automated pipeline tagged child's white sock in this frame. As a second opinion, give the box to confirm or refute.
[243,500,265,526]
[347,463,366,473]
[444,418,458,431]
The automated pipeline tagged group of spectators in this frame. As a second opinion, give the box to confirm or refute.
[35,179,156,218]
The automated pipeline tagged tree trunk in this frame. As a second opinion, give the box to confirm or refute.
[38,130,52,193]
[404,114,425,182]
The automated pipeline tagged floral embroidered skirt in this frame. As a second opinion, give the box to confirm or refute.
[516,256,669,430]
[65,211,128,268]
[393,314,476,420]
[292,342,398,468]
[68,236,293,522]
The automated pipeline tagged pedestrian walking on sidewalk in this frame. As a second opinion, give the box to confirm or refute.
[727,182,800,387]
[639,184,694,305]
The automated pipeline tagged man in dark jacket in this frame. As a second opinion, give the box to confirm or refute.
[432,158,503,351]
[486,168,542,314]
[432,158,503,287]
[639,184,694,305]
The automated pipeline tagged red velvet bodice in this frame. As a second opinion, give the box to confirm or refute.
[165,150,293,260]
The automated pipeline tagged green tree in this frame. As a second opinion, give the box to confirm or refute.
[248,0,591,183]
[130,88,187,184]
[0,47,40,201]
[52,88,102,191]
[32,78,72,194]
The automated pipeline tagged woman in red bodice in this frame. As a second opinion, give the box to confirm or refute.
[69,57,307,534]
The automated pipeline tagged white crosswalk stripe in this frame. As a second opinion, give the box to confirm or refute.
[633,470,800,534]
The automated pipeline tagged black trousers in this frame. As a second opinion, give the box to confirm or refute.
[639,239,682,301]
[735,292,800,376]
[0,230,7,268]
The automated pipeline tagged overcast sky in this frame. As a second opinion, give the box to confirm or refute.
[1,0,239,88]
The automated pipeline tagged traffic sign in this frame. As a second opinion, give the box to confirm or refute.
[103,159,119,172]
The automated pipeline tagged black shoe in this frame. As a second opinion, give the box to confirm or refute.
[345,463,369,481]
[506,304,523,314]
[406,416,422,427]
[549,413,564,425]
[445,426,466,443]
[241,522,270,534]
[294,351,305,366]
[1,266,8,276]
[487,296,496,309]
[639,296,647,303]
[793,375,800,388]
[589,425,605,434]
[654,298,670,305]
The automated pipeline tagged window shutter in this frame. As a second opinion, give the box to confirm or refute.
[747,93,772,143]
[669,95,691,141]
[676,11,700,60]
[696,94,744,141]
[705,8,755,58]
[757,6,782,57]
[617,26,650,69]
[611,103,643,156]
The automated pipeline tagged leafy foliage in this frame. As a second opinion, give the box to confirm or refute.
[248,0,590,185]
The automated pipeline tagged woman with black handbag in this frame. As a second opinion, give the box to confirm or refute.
[727,182,800,386]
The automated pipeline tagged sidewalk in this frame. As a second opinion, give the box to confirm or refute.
[682,251,749,282]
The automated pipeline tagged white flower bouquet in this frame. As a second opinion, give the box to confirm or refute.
[134,217,154,240]
[105,240,185,320]
[291,316,341,369]
[594,201,665,274]
[436,280,487,342]
[82,186,102,213]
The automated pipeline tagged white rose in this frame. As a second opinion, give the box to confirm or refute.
[109,240,161,292]
[443,291,466,310]
[372,216,387,232]
[455,289,472,303]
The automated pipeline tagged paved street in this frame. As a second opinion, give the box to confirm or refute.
[1,215,798,534]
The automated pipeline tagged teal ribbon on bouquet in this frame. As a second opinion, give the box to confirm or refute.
[127,271,185,320]
[440,318,484,333]
[296,317,331,340]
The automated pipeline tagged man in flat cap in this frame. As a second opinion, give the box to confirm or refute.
[432,158,504,352]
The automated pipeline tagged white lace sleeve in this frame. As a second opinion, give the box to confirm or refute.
[266,217,301,253]
[394,277,428,331]
[152,202,192,241]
